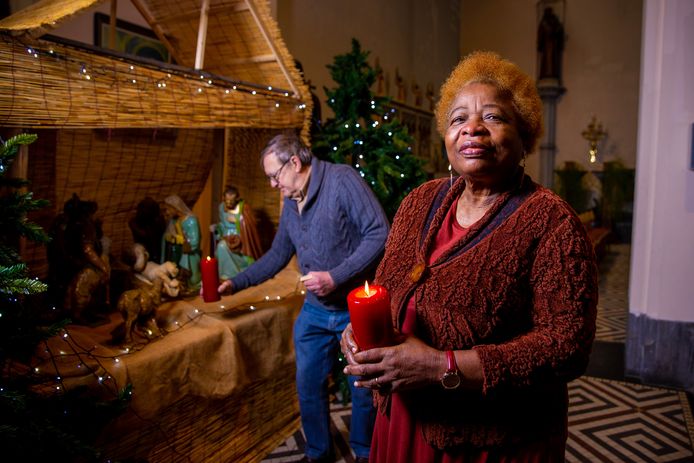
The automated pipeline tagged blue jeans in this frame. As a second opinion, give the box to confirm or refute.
[294,302,375,460]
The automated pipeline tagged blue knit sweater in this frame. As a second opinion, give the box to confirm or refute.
[230,157,390,311]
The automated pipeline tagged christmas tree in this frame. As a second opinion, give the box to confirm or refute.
[311,39,427,219]
[0,134,129,460]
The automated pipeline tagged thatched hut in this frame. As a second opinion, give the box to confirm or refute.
[0,0,312,276]
[0,2,310,460]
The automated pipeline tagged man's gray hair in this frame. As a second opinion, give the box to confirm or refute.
[260,132,312,166]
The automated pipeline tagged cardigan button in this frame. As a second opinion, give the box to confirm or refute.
[409,262,426,282]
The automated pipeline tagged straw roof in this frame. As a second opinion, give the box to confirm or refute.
[0,0,311,132]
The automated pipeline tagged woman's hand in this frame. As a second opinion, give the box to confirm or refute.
[342,335,444,393]
[340,323,359,366]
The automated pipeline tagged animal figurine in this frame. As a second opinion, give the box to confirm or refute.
[117,277,165,344]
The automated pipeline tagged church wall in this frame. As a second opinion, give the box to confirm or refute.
[459,0,642,178]
[274,0,460,119]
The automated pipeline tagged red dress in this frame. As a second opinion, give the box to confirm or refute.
[370,200,566,463]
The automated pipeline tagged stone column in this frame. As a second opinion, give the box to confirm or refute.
[536,80,565,189]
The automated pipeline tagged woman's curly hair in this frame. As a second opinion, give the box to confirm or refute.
[434,51,544,155]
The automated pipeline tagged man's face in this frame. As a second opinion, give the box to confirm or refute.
[263,152,300,199]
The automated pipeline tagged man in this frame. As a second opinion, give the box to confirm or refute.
[216,132,389,463]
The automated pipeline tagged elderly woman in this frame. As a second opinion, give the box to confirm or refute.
[341,51,597,461]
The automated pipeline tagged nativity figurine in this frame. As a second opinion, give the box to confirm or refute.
[212,186,263,280]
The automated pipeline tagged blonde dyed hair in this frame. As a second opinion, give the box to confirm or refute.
[435,51,543,155]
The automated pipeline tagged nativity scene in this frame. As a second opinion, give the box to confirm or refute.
[0,0,313,461]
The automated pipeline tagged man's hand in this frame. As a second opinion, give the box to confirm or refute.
[218,279,234,295]
[302,271,336,297]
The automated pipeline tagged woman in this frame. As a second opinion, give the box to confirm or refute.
[341,51,597,462]
[162,194,202,291]
[212,185,262,280]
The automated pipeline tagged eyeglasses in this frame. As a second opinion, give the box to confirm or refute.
[266,160,289,184]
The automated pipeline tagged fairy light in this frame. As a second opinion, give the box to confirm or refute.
[251,90,257,95]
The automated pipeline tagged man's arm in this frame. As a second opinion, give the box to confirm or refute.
[328,167,390,288]
[225,208,295,293]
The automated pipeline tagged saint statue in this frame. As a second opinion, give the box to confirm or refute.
[212,186,263,280]
[537,6,565,81]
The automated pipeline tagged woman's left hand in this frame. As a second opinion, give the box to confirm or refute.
[342,335,443,393]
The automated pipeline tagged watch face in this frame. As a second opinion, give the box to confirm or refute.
[442,371,461,389]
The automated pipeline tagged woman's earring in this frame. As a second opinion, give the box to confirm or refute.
[449,164,453,187]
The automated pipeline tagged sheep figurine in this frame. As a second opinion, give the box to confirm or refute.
[117,277,165,344]
[131,243,180,298]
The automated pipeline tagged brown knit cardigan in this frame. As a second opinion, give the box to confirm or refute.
[374,174,598,450]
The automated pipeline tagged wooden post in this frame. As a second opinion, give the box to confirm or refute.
[108,0,117,50]
[194,0,210,70]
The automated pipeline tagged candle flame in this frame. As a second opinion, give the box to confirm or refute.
[206,256,212,261]
[364,280,371,297]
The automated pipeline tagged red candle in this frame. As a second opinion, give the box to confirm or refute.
[347,281,394,350]
[200,256,220,302]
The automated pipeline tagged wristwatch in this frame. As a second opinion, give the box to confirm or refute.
[441,350,462,389]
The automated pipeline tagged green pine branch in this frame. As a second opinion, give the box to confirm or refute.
[313,39,426,218]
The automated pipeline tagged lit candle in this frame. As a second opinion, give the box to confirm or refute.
[200,256,220,302]
[347,281,394,350]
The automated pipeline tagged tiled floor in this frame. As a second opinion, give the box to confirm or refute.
[262,244,694,462]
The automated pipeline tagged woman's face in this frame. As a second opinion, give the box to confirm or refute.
[444,82,525,184]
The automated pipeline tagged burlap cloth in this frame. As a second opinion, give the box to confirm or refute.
[32,260,304,420]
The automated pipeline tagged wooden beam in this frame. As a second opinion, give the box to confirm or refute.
[108,0,117,50]
[225,54,275,65]
[130,0,185,65]
[194,0,211,70]
[243,0,299,96]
